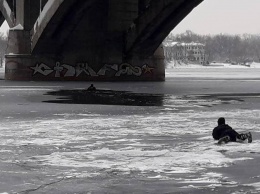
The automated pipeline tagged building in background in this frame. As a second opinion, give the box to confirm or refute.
[163,41,208,66]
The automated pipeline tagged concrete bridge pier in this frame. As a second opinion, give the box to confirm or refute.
[2,0,203,81]
[5,28,32,80]
[5,0,165,81]
[5,0,35,80]
[5,34,165,81]
[123,46,165,81]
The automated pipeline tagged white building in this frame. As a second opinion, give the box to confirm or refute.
[163,41,207,65]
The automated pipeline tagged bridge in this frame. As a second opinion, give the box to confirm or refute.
[0,0,203,81]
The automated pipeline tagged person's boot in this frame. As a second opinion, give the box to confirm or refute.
[218,136,230,144]
[247,132,252,143]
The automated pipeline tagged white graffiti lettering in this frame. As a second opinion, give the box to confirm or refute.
[30,62,153,78]
[30,63,53,76]
[142,64,154,74]
[115,63,142,77]
[97,64,118,76]
[54,62,64,77]
[75,63,97,77]
[63,64,76,76]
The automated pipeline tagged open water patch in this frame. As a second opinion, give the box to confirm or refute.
[42,89,250,107]
[43,89,164,106]
[187,93,260,101]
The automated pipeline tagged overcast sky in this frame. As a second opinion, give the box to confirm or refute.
[172,0,260,35]
[0,21,8,36]
[1,0,260,36]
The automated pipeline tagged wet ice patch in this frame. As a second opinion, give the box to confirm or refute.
[44,89,164,106]
[244,182,260,191]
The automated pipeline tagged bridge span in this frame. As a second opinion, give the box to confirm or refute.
[0,0,203,81]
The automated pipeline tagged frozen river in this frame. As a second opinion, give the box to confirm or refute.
[1,67,260,193]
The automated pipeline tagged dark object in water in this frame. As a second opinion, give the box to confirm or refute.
[44,89,164,106]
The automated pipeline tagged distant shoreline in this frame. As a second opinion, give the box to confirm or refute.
[166,62,260,69]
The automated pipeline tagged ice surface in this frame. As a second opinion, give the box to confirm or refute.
[1,68,260,193]
[166,62,260,69]
[1,93,259,192]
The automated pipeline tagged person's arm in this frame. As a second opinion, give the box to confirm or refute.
[212,127,219,140]
[227,125,239,136]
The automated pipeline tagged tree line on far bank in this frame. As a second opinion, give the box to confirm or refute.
[164,30,260,64]
[1,30,260,66]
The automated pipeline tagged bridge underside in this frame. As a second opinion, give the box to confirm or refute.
[2,0,203,81]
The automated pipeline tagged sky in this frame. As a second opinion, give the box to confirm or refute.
[1,0,260,36]
[0,21,8,36]
[171,0,260,35]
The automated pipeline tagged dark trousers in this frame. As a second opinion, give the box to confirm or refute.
[221,129,239,142]
[221,129,247,142]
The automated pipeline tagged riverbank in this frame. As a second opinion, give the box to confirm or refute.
[166,61,260,69]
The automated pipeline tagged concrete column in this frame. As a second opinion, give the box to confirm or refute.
[5,0,33,80]
[15,0,31,30]
[6,0,31,54]
[4,0,165,81]
[138,0,151,15]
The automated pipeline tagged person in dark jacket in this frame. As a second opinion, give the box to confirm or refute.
[87,84,96,91]
[212,117,252,144]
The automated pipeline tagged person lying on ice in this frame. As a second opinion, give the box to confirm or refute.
[212,117,252,144]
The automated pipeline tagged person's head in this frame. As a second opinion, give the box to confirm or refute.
[218,117,225,125]
[91,84,94,87]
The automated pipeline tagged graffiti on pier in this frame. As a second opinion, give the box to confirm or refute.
[30,62,154,78]
[31,62,98,77]
[115,63,142,76]
[31,63,53,76]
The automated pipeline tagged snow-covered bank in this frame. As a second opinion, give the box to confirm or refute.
[166,66,260,79]
[166,61,260,69]
[0,66,4,79]
[249,62,260,68]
